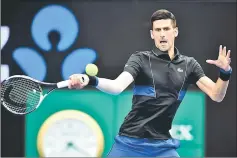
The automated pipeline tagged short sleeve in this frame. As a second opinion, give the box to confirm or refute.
[123,52,143,79]
[187,58,206,84]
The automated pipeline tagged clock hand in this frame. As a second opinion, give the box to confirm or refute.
[66,142,91,156]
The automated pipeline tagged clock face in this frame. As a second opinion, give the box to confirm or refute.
[41,118,99,157]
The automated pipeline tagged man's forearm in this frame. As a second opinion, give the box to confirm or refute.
[95,78,123,95]
[212,78,229,102]
[92,71,134,95]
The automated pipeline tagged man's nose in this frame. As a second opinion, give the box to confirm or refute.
[160,30,165,37]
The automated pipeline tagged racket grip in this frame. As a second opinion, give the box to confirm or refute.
[57,80,69,88]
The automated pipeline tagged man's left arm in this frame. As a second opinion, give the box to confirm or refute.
[196,45,232,102]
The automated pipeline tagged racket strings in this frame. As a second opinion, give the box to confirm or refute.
[9,80,41,105]
[1,77,42,114]
[1,81,40,113]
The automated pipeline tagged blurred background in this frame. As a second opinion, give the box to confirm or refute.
[1,0,236,157]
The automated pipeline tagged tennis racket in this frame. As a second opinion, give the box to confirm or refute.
[1,75,70,115]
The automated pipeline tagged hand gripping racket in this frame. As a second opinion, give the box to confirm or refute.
[1,75,69,115]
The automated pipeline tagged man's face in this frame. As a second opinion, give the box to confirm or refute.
[150,19,178,52]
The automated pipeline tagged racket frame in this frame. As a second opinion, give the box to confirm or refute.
[1,75,68,115]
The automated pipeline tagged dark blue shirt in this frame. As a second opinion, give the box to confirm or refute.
[119,46,205,139]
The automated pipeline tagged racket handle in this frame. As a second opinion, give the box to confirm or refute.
[57,80,69,88]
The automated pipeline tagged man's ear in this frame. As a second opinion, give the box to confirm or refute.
[174,27,179,37]
[150,30,154,39]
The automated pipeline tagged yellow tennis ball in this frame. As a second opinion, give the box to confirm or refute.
[85,64,98,76]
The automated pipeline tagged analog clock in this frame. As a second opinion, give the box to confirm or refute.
[37,110,104,157]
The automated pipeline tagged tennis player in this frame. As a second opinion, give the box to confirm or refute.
[68,9,232,157]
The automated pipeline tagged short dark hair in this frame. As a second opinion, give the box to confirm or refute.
[150,9,177,29]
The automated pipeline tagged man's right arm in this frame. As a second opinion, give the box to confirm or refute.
[95,71,134,95]
[68,71,134,95]
[69,52,142,95]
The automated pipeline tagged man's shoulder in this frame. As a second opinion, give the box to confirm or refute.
[179,54,196,63]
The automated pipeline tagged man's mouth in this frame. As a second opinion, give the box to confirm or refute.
[160,40,167,44]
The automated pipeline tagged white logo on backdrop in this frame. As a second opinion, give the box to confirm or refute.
[170,124,194,141]
[1,26,10,82]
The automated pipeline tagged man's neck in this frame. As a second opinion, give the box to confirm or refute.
[168,47,175,60]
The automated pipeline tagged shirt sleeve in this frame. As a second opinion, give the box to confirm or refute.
[123,52,143,79]
[187,58,206,84]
